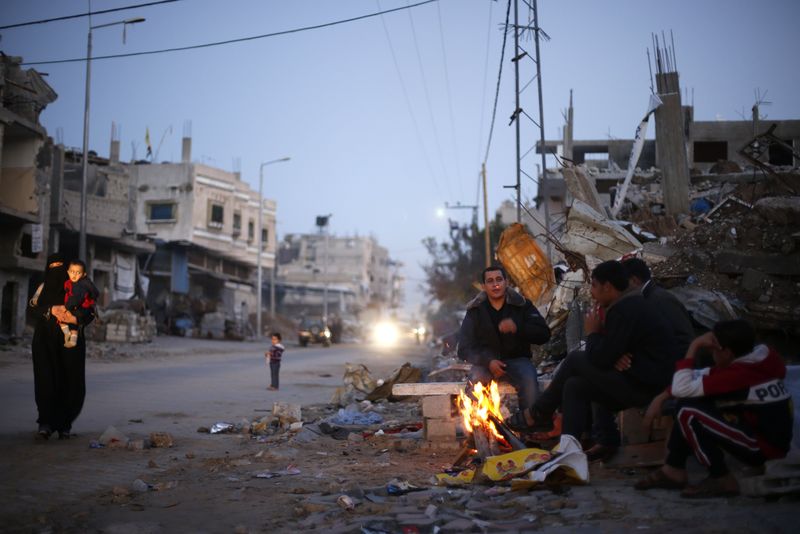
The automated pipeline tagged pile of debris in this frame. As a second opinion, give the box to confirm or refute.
[497,162,800,359]
[86,299,157,343]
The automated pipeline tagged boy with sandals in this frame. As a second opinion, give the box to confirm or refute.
[635,320,793,498]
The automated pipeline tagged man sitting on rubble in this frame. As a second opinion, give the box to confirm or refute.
[457,265,551,412]
[635,319,792,497]
[587,257,696,462]
[507,260,678,447]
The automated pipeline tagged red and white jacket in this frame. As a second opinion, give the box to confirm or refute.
[669,345,793,458]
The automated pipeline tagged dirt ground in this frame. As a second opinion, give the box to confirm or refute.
[1,339,798,533]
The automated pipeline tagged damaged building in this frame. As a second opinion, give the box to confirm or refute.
[0,55,57,339]
[130,137,277,338]
[278,233,403,320]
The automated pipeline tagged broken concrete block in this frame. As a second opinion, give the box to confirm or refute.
[149,432,174,448]
[716,250,800,276]
[421,395,453,419]
[741,268,769,293]
[754,196,800,225]
[273,402,302,424]
[619,408,650,445]
[424,418,456,441]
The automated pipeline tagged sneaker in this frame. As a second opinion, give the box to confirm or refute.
[267,386,278,391]
[36,424,53,441]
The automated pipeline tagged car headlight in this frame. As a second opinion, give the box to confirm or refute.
[372,321,399,347]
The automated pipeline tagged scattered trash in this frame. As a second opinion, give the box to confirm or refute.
[98,426,128,448]
[149,432,174,448]
[328,404,383,426]
[386,479,424,495]
[336,494,355,511]
[210,422,236,434]
[252,465,301,479]
[131,479,150,493]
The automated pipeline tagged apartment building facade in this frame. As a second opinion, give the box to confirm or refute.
[130,139,277,331]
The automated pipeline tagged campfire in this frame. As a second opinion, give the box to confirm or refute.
[457,381,526,458]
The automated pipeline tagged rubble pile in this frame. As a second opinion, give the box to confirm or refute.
[87,308,157,343]
[650,174,800,337]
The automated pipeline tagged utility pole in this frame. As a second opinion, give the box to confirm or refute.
[513,0,522,223]
[533,0,552,261]
[481,164,491,267]
[316,214,332,323]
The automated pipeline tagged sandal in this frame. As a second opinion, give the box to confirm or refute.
[634,469,687,491]
[681,476,739,498]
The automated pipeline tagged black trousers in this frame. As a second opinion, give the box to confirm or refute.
[535,350,659,439]
[666,398,766,477]
[269,361,281,389]
[32,317,86,432]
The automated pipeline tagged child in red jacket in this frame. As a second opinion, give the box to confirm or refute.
[635,319,793,498]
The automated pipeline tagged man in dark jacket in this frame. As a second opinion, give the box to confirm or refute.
[457,266,551,410]
[588,257,697,461]
[508,261,678,442]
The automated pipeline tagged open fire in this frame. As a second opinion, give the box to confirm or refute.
[458,381,505,441]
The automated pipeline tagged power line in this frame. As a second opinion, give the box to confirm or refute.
[435,1,463,201]
[482,0,512,164]
[475,0,494,173]
[376,0,446,201]
[0,0,181,30]
[20,0,439,66]
[405,1,454,202]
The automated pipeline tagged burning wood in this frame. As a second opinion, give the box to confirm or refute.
[458,381,526,456]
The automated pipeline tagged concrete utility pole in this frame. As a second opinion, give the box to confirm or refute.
[315,214,332,322]
[482,164,491,267]
[80,17,144,262]
[653,33,690,215]
[257,157,290,340]
[532,0,552,262]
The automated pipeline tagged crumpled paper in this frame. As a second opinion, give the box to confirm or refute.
[435,435,588,487]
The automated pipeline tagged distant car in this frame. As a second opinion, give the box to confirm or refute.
[298,320,331,347]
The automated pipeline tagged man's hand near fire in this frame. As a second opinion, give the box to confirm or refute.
[488,359,507,378]
[614,352,633,372]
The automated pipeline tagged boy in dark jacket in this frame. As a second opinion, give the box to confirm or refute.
[62,260,99,348]
[457,265,551,411]
[635,319,793,498]
[266,332,285,391]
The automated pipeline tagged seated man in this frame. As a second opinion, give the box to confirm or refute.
[588,257,696,461]
[457,265,551,411]
[635,319,793,498]
[507,261,677,444]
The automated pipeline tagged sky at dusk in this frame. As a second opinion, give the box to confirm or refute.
[2,0,799,314]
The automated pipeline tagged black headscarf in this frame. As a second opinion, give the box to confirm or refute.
[39,253,68,308]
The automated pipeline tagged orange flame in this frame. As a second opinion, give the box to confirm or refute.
[458,381,505,440]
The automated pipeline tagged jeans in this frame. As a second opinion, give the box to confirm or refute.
[469,357,540,411]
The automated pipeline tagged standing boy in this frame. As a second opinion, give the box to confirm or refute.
[266,332,284,391]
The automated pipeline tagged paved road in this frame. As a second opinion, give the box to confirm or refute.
[0,336,431,438]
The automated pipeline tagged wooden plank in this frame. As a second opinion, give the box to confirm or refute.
[391,382,517,396]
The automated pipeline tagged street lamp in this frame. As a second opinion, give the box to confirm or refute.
[79,17,145,262]
[256,157,290,339]
[315,214,332,323]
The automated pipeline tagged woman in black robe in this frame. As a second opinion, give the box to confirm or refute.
[31,254,94,439]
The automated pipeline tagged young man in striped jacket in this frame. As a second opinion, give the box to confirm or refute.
[635,319,793,498]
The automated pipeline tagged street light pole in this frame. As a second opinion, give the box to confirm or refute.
[79,17,145,262]
[256,157,290,340]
